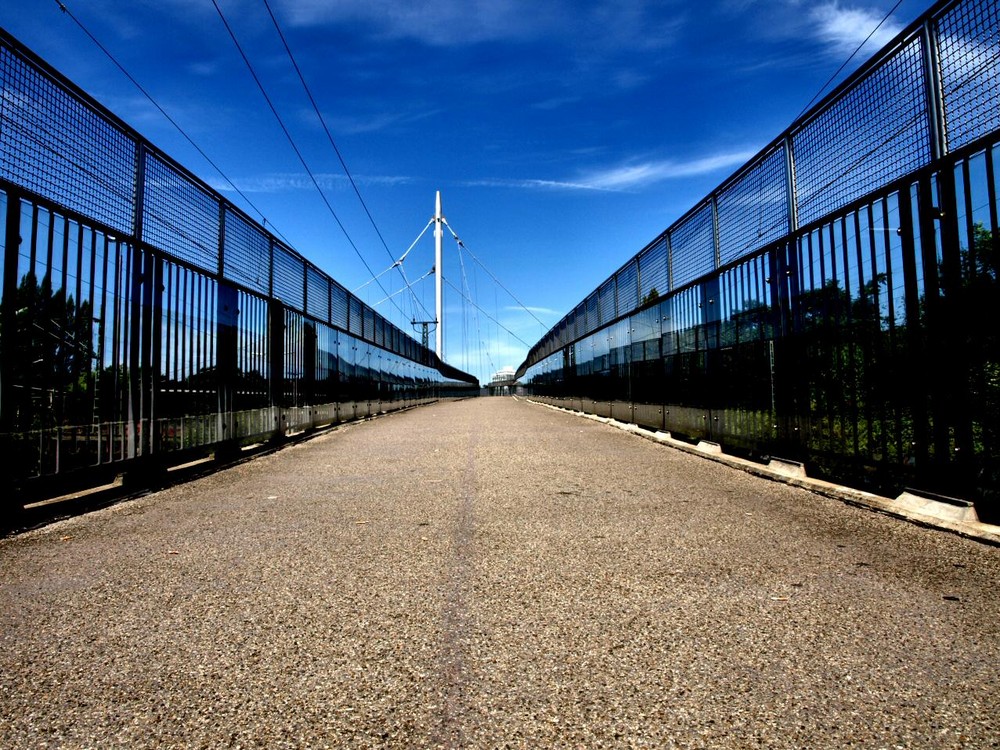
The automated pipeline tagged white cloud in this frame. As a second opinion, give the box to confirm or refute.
[475,149,758,193]
[280,0,561,45]
[505,305,561,316]
[323,107,442,136]
[278,0,681,51]
[809,2,903,57]
[532,95,582,111]
[209,172,410,193]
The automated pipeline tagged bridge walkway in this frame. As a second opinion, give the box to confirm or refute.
[1,397,998,748]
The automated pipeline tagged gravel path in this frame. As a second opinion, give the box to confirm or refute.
[1,397,998,749]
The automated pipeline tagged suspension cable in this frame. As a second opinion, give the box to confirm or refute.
[209,0,408,321]
[442,276,533,349]
[354,219,434,293]
[442,220,549,333]
[373,267,435,307]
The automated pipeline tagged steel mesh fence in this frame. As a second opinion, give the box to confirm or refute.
[143,152,220,271]
[0,29,451,371]
[717,145,789,265]
[306,264,329,323]
[792,36,929,227]
[585,293,599,333]
[670,202,715,290]
[331,282,349,330]
[349,296,363,338]
[271,243,305,311]
[224,208,270,296]
[363,303,375,342]
[638,236,669,303]
[573,302,586,340]
[0,44,135,234]
[523,0,1000,376]
[616,261,638,316]
[597,279,615,326]
[938,0,1000,150]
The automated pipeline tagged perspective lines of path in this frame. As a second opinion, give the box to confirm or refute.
[1,398,998,749]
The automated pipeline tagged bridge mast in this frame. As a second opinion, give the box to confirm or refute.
[434,190,444,359]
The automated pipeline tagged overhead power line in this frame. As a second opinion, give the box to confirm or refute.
[794,0,906,122]
[262,0,388,256]
[260,0,426,318]
[209,0,408,321]
[52,0,296,249]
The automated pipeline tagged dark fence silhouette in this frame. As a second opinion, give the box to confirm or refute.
[517,0,1000,519]
[0,27,477,509]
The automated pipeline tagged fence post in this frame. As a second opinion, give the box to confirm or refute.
[1,190,20,433]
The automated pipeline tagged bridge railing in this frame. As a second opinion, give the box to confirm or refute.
[518,0,1000,518]
[0,27,477,508]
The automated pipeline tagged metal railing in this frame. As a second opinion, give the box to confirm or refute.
[518,0,1000,517]
[0,26,477,504]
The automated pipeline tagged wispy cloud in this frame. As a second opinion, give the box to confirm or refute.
[280,0,681,52]
[470,149,758,193]
[809,2,903,57]
[505,305,561,316]
[323,107,442,136]
[282,0,564,45]
[209,172,411,193]
[532,95,582,111]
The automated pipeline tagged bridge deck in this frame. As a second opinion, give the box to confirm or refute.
[1,397,998,748]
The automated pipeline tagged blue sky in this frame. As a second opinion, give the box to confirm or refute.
[1,0,932,383]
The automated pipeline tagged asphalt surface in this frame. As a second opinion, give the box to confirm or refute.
[1,397,998,749]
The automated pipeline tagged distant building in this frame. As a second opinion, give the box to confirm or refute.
[487,366,517,396]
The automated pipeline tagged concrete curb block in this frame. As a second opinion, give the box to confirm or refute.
[696,440,723,455]
[895,491,980,524]
[767,457,808,479]
[528,399,1000,547]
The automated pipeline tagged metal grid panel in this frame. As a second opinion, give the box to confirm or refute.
[386,322,399,354]
[223,209,269,296]
[363,303,376,342]
[597,279,615,325]
[0,43,135,234]
[793,37,929,227]
[616,261,638,316]
[670,202,715,289]
[585,292,599,334]
[717,145,789,265]
[143,152,219,272]
[349,296,364,337]
[271,244,304,311]
[306,264,328,323]
[331,281,349,330]
[638,236,668,302]
[938,0,1000,150]
[0,30,474,462]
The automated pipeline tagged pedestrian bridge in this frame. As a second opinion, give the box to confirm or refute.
[5,0,1000,526]
[2,1,1000,745]
[1,397,998,748]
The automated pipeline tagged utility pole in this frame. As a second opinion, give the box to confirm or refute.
[434,190,444,359]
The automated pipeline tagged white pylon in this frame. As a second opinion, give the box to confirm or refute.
[434,190,444,359]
